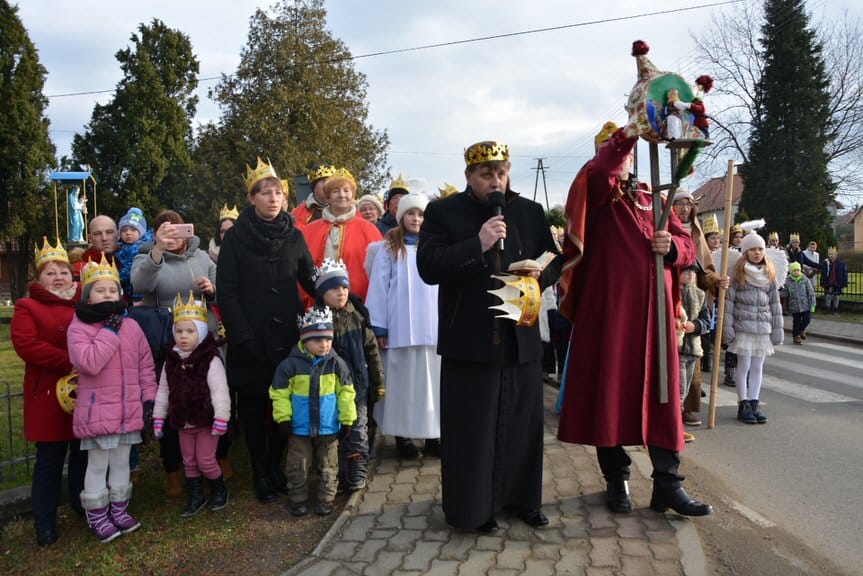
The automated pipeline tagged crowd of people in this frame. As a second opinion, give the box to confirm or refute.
[11,131,854,547]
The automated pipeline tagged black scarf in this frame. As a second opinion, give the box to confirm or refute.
[243,206,294,254]
[75,300,128,324]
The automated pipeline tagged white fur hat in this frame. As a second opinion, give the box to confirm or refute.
[396,193,429,223]
[740,232,766,253]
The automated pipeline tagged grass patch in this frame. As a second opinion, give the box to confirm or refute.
[0,322,32,489]
[0,307,13,319]
[0,439,344,575]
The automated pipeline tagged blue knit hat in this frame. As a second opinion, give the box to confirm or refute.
[314,258,350,295]
[119,207,147,238]
[298,306,334,342]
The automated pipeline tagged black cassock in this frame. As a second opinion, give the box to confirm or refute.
[417,187,561,528]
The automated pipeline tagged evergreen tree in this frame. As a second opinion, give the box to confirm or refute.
[196,0,389,222]
[0,1,57,298]
[72,19,199,220]
[741,0,835,247]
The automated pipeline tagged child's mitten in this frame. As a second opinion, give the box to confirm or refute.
[153,417,165,439]
[211,419,228,436]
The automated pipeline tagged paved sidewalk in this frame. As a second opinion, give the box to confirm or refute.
[286,388,706,576]
[782,315,863,345]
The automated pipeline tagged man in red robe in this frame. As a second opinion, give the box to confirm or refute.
[557,125,712,517]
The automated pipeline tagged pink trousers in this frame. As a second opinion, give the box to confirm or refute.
[178,427,221,479]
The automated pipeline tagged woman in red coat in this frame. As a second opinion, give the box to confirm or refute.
[11,239,88,546]
[302,168,383,307]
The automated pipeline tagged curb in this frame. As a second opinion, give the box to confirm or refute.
[782,326,862,347]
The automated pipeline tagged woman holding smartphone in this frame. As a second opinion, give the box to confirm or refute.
[131,209,220,496]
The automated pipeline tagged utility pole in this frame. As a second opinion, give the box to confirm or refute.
[532,158,551,210]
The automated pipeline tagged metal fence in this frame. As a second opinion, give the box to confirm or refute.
[0,381,33,485]
[810,262,862,298]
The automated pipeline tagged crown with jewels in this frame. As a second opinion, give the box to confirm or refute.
[702,214,720,236]
[389,174,410,192]
[173,291,208,324]
[297,306,334,341]
[220,203,239,221]
[594,121,619,151]
[81,255,120,287]
[438,182,460,198]
[34,237,69,268]
[789,232,800,243]
[244,157,279,193]
[330,167,356,189]
[314,258,349,283]
[767,231,779,242]
[307,164,336,183]
[464,141,509,166]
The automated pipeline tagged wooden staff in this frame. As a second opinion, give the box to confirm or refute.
[708,160,736,428]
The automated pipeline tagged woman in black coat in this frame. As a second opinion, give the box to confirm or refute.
[216,164,317,503]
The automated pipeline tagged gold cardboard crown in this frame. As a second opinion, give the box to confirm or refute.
[768,231,779,242]
[828,246,838,256]
[389,173,410,192]
[730,223,743,235]
[307,164,336,183]
[464,141,509,166]
[173,291,208,324]
[488,274,541,327]
[702,214,720,236]
[789,232,800,243]
[244,157,279,193]
[331,167,357,189]
[594,121,619,151]
[81,255,120,287]
[34,237,69,268]
[438,182,460,198]
[220,203,239,221]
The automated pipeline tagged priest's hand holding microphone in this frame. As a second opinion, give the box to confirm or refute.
[480,191,541,279]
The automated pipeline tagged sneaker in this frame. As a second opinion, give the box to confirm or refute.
[683,432,695,443]
[801,331,808,340]
[683,412,702,426]
[793,335,802,345]
[289,502,309,517]
[315,502,333,516]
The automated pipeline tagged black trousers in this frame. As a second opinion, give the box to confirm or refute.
[238,392,284,478]
[32,440,87,533]
[596,445,683,486]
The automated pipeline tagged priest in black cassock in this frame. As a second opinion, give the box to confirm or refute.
[417,140,561,532]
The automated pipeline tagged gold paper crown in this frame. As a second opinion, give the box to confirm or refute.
[768,231,779,242]
[730,223,743,234]
[280,179,290,193]
[331,167,357,189]
[219,203,239,221]
[702,214,720,236]
[244,157,279,193]
[81,255,120,287]
[34,237,69,268]
[464,141,509,166]
[594,121,619,151]
[389,174,410,192]
[438,182,460,198]
[789,232,800,243]
[307,164,336,183]
[828,246,838,256]
[488,274,541,327]
[173,291,208,324]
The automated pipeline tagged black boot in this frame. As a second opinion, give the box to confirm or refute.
[180,477,207,517]
[208,476,229,511]
[424,438,442,458]
[395,436,422,459]
[252,462,278,504]
[650,483,713,516]
[749,399,768,424]
[605,478,632,513]
[723,351,737,387]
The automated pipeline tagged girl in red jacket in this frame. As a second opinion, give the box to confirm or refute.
[67,257,157,543]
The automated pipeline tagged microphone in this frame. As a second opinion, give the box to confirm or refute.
[488,191,506,252]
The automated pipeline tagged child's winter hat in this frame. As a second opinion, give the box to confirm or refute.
[739,232,766,254]
[298,306,334,342]
[396,193,429,223]
[789,262,802,273]
[172,291,209,345]
[119,207,147,237]
[314,258,350,294]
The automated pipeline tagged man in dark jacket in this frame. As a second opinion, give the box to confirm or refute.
[417,140,561,533]
[375,175,410,235]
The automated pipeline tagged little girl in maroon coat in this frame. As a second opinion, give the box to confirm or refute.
[67,257,157,543]
[153,292,231,517]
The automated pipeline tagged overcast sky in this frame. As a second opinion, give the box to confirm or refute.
[16,0,858,209]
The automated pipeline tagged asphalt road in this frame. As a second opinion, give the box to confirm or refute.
[682,336,863,575]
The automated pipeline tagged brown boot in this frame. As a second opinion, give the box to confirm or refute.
[793,335,802,345]
[166,470,183,498]
[218,458,234,480]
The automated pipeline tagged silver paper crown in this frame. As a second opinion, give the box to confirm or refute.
[297,306,333,330]
[314,258,349,283]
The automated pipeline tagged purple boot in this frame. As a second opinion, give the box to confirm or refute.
[81,489,121,543]
[109,484,141,534]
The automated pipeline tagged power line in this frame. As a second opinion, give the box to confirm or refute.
[44,0,743,99]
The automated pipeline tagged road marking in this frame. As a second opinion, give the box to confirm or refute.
[703,374,858,405]
[777,344,863,371]
[768,356,863,392]
[721,495,776,528]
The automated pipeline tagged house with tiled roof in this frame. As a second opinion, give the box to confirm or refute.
[692,173,744,232]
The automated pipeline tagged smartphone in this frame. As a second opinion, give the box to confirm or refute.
[162,223,194,239]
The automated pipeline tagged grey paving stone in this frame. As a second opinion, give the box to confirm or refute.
[616,515,646,539]
[402,540,444,572]
[555,541,591,575]
[456,550,497,575]
[402,514,428,531]
[523,558,557,575]
[395,467,420,484]
[387,483,415,504]
[424,559,460,576]
[353,538,387,563]
[475,535,504,551]
[620,555,659,576]
[496,539,531,570]
[369,528,398,540]
[439,531,477,561]
[356,491,386,514]
[377,505,404,529]
[386,529,423,552]
[294,560,341,576]
[363,550,405,575]
[368,474,395,492]
[339,514,376,542]
[327,541,360,561]
[620,539,652,557]
[588,535,622,568]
